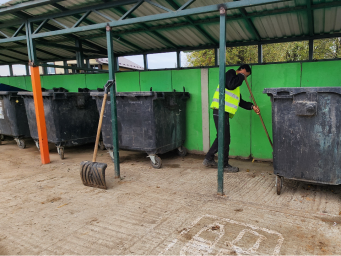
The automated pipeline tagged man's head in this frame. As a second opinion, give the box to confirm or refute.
[237,64,251,77]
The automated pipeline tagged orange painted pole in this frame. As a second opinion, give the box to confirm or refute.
[30,66,50,164]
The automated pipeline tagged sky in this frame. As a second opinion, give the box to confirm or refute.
[0,52,189,76]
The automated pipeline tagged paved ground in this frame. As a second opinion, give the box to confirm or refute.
[1,138,341,255]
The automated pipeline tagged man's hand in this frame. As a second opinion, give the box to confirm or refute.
[253,105,260,115]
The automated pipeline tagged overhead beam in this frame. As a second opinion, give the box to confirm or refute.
[29,0,291,39]
[238,8,261,41]
[0,0,64,15]
[165,0,218,44]
[307,0,314,36]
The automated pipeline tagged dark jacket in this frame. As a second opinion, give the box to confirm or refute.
[225,69,253,110]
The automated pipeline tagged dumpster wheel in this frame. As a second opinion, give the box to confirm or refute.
[57,147,65,160]
[177,146,188,157]
[276,176,283,195]
[16,139,26,149]
[150,155,162,169]
[0,134,4,141]
[99,140,105,150]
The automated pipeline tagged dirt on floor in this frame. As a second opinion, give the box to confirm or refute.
[1,138,341,255]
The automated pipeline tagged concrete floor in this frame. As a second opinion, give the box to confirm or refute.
[0,139,341,255]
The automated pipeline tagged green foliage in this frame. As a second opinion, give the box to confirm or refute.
[186,38,341,67]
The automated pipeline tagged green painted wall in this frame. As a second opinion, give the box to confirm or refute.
[301,61,341,87]
[208,67,251,158]
[2,60,341,159]
[140,70,172,92]
[251,63,301,159]
[172,69,203,151]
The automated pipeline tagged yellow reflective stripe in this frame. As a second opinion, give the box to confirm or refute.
[212,98,238,110]
[215,88,240,100]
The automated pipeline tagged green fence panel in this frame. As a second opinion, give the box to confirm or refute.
[301,61,341,87]
[172,69,202,151]
[0,77,10,86]
[116,72,140,92]
[25,76,32,91]
[208,66,251,158]
[41,74,86,92]
[85,73,109,90]
[140,70,172,92]
[251,63,301,160]
[6,76,27,90]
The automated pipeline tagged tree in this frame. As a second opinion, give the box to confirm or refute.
[185,38,341,67]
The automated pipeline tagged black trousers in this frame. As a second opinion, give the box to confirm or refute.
[205,110,230,166]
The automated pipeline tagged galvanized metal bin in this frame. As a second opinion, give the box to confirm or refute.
[18,88,101,159]
[0,91,30,148]
[263,87,341,195]
[90,91,190,168]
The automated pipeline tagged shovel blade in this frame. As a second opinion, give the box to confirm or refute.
[80,161,107,189]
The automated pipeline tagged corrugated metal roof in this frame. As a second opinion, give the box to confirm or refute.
[0,0,340,64]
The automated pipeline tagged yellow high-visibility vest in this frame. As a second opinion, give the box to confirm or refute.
[210,85,240,119]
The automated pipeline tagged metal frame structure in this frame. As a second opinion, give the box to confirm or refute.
[0,0,341,194]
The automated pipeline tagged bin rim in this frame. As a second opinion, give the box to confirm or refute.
[0,91,20,96]
[263,87,341,97]
[18,91,91,97]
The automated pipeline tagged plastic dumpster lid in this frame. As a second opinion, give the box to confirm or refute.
[90,91,154,97]
[0,91,21,95]
[263,87,341,97]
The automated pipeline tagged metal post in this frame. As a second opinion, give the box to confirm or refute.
[115,56,119,71]
[177,50,181,68]
[258,44,263,63]
[63,60,69,74]
[309,39,313,61]
[215,48,219,66]
[9,64,13,76]
[42,63,48,75]
[86,58,90,73]
[25,64,30,76]
[75,38,84,72]
[143,53,148,70]
[217,7,227,195]
[106,25,120,178]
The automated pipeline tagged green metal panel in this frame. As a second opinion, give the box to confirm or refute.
[116,71,140,92]
[251,63,301,159]
[41,74,86,92]
[301,61,341,87]
[85,73,109,90]
[208,66,251,158]
[4,76,27,90]
[140,70,172,92]
[172,69,203,151]
[25,76,32,91]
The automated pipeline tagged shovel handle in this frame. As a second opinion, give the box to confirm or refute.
[93,93,108,162]
[244,78,273,149]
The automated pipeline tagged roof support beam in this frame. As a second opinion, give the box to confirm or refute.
[114,5,179,49]
[165,0,218,44]
[0,0,64,15]
[307,0,314,36]
[51,3,143,52]
[238,8,261,41]
[29,0,291,39]
[178,0,196,11]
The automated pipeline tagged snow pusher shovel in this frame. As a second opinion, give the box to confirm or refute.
[80,80,114,189]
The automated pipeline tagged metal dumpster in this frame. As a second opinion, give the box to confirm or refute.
[18,88,101,159]
[263,87,341,195]
[0,91,30,148]
[90,90,190,168]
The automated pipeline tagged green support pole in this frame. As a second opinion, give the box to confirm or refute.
[217,7,226,196]
[143,53,148,70]
[106,25,120,179]
[258,44,263,63]
[176,50,181,68]
[25,64,30,75]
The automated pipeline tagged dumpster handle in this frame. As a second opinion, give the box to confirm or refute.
[245,78,273,149]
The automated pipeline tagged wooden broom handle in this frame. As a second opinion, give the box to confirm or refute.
[244,78,273,149]
[93,93,108,162]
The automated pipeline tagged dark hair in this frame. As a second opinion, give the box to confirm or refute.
[237,64,251,75]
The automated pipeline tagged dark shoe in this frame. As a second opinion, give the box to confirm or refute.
[223,164,239,173]
[202,159,218,168]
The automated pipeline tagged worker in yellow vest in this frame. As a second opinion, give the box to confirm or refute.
[203,64,260,173]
